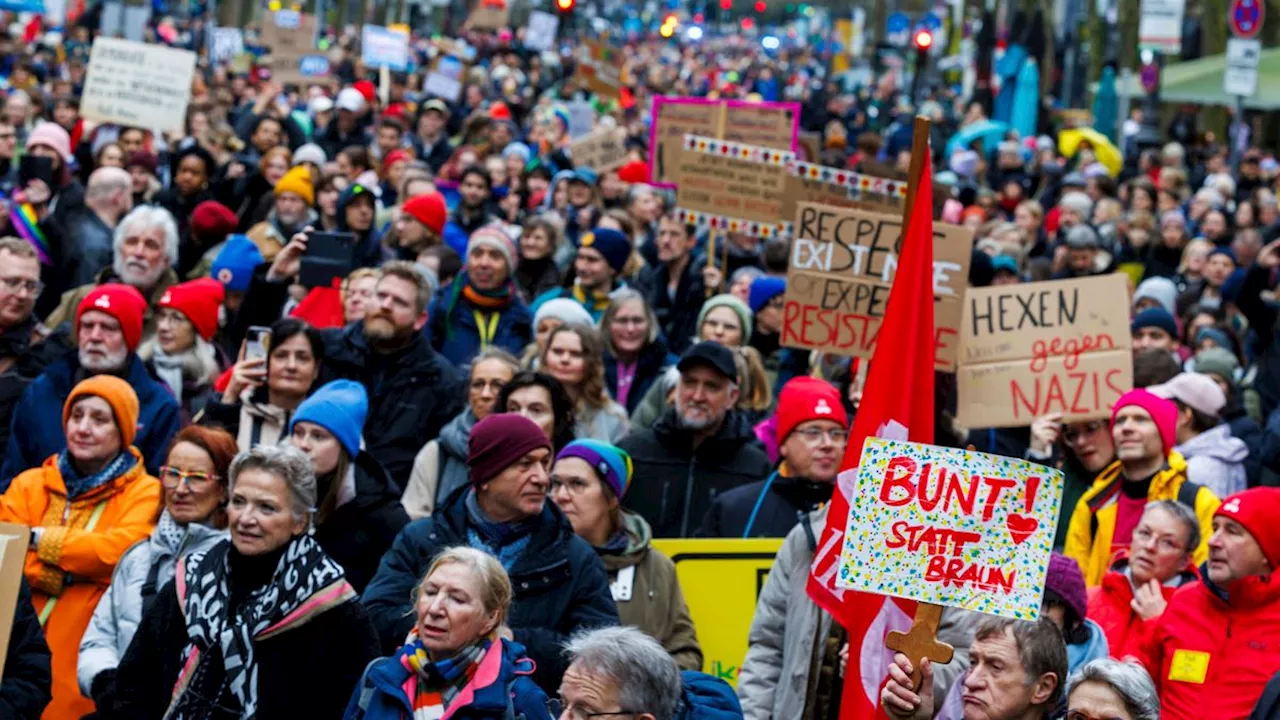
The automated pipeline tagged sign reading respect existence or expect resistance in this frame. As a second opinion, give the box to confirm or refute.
[81,37,196,135]
[955,273,1133,429]
[837,438,1062,620]
[781,202,975,369]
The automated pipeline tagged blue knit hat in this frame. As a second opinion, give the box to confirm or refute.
[211,235,264,293]
[290,380,368,458]
[579,227,632,274]
[556,439,633,499]
[748,276,787,313]
[1131,307,1178,339]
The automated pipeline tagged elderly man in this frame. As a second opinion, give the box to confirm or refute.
[883,617,1067,720]
[361,413,618,691]
[1087,500,1201,659]
[42,205,179,342]
[560,626,740,720]
[620,342,772,538]
[0,284,179,487]
[0,238,68,458]
[1065,389,1220,585]
[245,165,317,261]
[1135,487,1280,718]
[61,167,134,288]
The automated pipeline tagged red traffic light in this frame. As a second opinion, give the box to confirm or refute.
[741,16,754,29]
[719,0,731,9]
[913,29,933,50]
[754,0,765,11]
[555,0,574,11]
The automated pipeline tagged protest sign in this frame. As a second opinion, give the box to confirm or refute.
[567,100,595,138]
[81,37,196,135]
[525,10,559,52]
[210,27,244,64]
[260,10,326,86]
[570,126,629,173]
[0,523,30,679]
[465,0,509,30]
[649,96,799,187]
[651,538,782,686]
[673,135,793,234]
[424,51,468,102]
[783,160,905,217]
[836,438,1062,620]
[574,41,624,100]
[361,25,410,72]
[781,202,974,369]
[955,274,1133,429]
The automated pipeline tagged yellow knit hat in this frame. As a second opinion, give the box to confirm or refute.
[275,166,315,206]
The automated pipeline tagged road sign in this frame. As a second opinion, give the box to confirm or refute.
[1139,0,1185,54]
[919,11,943,31]
[1225,37,1261,97]
[1229,0,1264,39]
[886,11,909,33]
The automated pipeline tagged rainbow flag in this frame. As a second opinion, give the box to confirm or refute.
[10,200,51,265]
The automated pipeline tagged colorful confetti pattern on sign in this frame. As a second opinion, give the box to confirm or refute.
[682,134,796,166]
[673,207,790,238]
[836,437,1063,620]
[788,160,910,199]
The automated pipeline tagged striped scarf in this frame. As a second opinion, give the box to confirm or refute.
[57,450,136,499]
[399,632,490,720]
[443,271,516,342]
[571,282,611,318]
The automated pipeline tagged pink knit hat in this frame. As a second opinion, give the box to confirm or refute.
[1111,389,1178,453]
[26,121,72,162]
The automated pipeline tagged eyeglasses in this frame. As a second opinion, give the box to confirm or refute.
[546,699,639,720]
[1063,421,1105,445]
[550,476,591,495]
[1067,711,1127,720]
[159,466,221,490]
[794,427,849,445]
[0,276,43,296]
[612,316,647,327]
[1132,526,1187,554]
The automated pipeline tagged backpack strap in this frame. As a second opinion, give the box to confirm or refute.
[355,658,382,713]
[1176,480,1203,509]
[140,558,165,620]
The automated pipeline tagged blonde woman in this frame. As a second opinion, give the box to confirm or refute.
[542,324,630,443]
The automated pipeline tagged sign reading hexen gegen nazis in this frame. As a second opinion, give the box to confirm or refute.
[81,37,196,135]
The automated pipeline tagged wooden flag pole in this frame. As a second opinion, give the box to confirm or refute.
[882,115,955,691]
[704,232,717,299]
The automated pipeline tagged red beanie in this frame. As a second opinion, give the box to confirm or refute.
[617,160,650,184]
[468,413,551,484]
[190,201,239,245]
[157,278,225,341]
[776,377,848,443]
[489,102,512,121]
[402,192,448,236]
[384,148,413,171]
[1111,389,1178,454]
[1216,488,1280,569]
[353,80,377,104]
[77,284,148,351]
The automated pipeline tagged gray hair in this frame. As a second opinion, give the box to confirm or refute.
[114,204,180,267]
[1141,500,1201,554]
[229,445,317,530]
[563,627,682,720]
[1067,659,1160,720]
[973,617,1067,709]
[1058,191,1094,220]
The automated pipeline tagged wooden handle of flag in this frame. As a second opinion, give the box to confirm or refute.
[901,116,933,228]
[885,602,955,691]
[705,231,717,299]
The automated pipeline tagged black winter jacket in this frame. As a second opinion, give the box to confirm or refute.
[619,409,772,538]
[0,319,68,457]
[604,341,675,415]
[1239,264,1280,418]
[639,260,705,355]
[314,451,410,593]
[360,487,619,692]
[1,579,51,719]
[697,471,832,539]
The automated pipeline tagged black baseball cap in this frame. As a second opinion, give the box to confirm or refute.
[676,341,737,382]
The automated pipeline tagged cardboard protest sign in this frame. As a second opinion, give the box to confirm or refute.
[673,135,793,233]
[573,41,624,100]
[837,438,1063,620]
[955,274,1133,429]
[260,10,327,86]
[81,37,196,135]
[0,523,30,679]
[361,25,410,72]
[424,41,471,102]
[649,96,799,187]
[783,160,906,217]
[781,202,974,369]
[570,126,629,173]
[524,10,559,52]
[465,0,510,29]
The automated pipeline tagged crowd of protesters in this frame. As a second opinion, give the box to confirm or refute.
[0,6,1277,720]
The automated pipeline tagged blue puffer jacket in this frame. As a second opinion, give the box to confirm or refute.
[677,671,743,720]
[427,278,533,368]
[343,638,551,720]
[0,353,180,489]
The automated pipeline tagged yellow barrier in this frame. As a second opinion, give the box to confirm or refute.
[650,538,784,688]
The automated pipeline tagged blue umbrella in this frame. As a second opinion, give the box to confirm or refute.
[1010,58,1039,139]
[945,119,1011,158]
[992,44,1027,124]
[1093,66,1118,143]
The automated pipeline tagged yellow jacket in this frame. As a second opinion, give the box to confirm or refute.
[0,447,161,719]
[1064,451,1219,587]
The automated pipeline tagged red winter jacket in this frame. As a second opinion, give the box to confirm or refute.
[1086,553,1199,661]
[1135,570,1280,720]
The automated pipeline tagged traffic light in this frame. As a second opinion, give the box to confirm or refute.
[910,29,933,100]
[754,0,765,11]
[719,0,731,10]
[555,0,574,14]
[912,29,933,51]
[660,13,678,37]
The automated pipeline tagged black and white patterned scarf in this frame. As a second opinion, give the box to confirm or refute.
[166,535,355,719]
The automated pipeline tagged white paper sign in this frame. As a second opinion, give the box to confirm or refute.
[211,27,245,63]
[525,11,559,52]
[568,100,595,138]
[1138,0,1185,54]
[1224,37,1261,97]
[81,37,197,135]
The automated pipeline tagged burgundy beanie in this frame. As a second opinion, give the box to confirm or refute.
[1111,389,1178,453]
[1044,552,1088,623]
[1215,487,1280,569]
[468,413,552,484]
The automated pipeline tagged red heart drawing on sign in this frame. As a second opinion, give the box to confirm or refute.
[1006,514,1039,545]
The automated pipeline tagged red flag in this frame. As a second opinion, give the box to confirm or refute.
[805,150,938,719]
